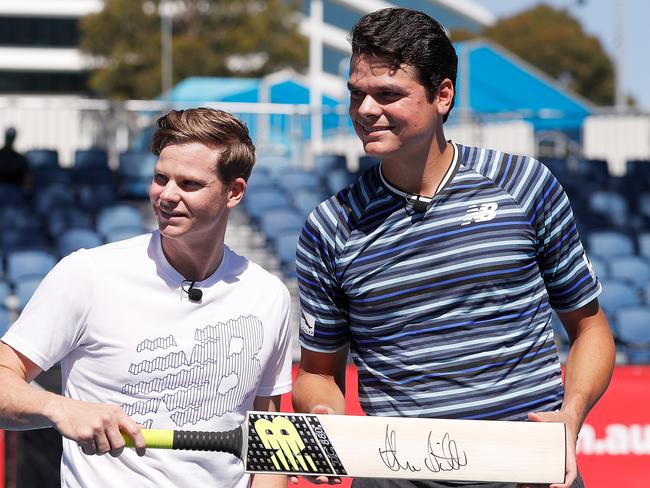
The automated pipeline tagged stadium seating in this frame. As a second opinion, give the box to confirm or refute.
[14,277,43,312]
[598,279,642,316]
[292,189,327,218]
[587,190,629,228]
[614,305,650,364]
[46,205,94,237]
[587,230,635,259]
[24,149,58,169]
[118,151,157,199]
[259,207,304,245]
[608,255,650,288]
[0,307,11,335]
[358,155,380,174]
[56,228,104,258]
[314,154,347,174]
[6,249,57,284]
[0,228,49,254]
[74,148,109,170]
[243,187,291,222]
[96,204,145,238]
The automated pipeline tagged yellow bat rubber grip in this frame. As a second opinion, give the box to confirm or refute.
[122,429,174,449]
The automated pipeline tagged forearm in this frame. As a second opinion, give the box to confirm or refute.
[0,366,61,430]
[560,306,615,431]
[292,370,346,414]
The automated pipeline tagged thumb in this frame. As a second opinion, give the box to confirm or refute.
[310,404,335,415]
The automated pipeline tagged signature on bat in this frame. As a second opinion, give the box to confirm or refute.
[378,424,468,473]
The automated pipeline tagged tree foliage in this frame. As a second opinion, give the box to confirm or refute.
[80,0,308,100]
[451,4,615,106]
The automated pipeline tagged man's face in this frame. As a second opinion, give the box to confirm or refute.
[348,55,443,164]
[149,142,233,245]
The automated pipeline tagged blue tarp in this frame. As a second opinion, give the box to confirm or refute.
[451,40,593,130]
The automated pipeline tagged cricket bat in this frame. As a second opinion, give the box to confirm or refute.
[122,411,566,484]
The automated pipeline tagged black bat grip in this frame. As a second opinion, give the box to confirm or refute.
[173,427,243,458]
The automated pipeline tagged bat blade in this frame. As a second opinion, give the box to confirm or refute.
[243,412,566,484]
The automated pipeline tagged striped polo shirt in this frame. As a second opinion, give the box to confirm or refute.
[296,142,601,420]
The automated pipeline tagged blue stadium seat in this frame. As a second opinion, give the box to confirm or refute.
[644,282,650,305]
[96,204,145,237]
[56,228,104,258]
[575,158,609,182]
[0,307,11,336]
[103,225,147,243]
[259,207,304,244]
[540,158,568,182]
[626,159,650,178]
[32,166,72,189]
[74,148,109,170]
[243,188,291,222]
[608,255,650,289]
[614,305,650,364]
[118,151,157,198]
[246,168,275,191]
[598,279,642,316]
[276,232,301,277]
[0,228,49,254]
[46,205,94,237]
[15,277,43,312]
[0,184,26,205]
[327,168,356,194]
[358,155,380,174]
[77,182,118,210]
[639,232,650,259]
[256,155,292,176]
[277,169,322,193]
[587,230,635,259]
[0,280,10,309]
[587,190,629,228]
[0,204,41,230]
[33,183,76,215]
[292,189,327,218]
[314,154,347,174]
[6,249,57,285]
[24,149,58,169]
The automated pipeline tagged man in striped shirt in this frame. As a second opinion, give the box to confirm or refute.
[292,7,615,488]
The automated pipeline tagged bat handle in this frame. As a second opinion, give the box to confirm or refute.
[175,428,243,457]
[122,427,243,458]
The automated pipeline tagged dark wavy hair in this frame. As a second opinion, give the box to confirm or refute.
[350,8,458,122]
[151,108,256,185]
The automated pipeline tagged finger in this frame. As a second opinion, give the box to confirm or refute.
[80,440,97,456]
[94,431,111,455]
[121,423,146,456]
[106,426,127,457]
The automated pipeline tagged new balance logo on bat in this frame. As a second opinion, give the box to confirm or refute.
[246,413,348,476]
[254,416,317,472]
[462,202,498,225]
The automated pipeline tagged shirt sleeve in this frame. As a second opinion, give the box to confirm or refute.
[1,251,92,371]
[295,200,351,352]
[529,162,601,312]
[256,279,293,397]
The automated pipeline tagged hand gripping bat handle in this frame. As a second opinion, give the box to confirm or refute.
[122,427,243,458]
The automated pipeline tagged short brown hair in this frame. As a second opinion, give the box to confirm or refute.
[151,108,256,185]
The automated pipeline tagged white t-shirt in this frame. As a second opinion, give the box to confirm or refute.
[2,231,293,487]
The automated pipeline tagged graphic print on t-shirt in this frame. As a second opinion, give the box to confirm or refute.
[120,315,263,427]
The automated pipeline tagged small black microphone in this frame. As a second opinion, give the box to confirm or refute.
[405,194,428,213]
[182,280,203,301]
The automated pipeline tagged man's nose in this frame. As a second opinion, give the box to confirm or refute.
[357,94,382,118]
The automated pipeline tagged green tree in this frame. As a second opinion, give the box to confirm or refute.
[80,0,308,100]
[451,4,615,106]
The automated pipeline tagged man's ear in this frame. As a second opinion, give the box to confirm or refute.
[227,177,246,209]
[436,78,455,117]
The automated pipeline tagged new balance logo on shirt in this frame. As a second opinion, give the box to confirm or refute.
[461,202,499,225]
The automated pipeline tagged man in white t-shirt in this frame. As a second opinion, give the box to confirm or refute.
[0,108,293,487]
